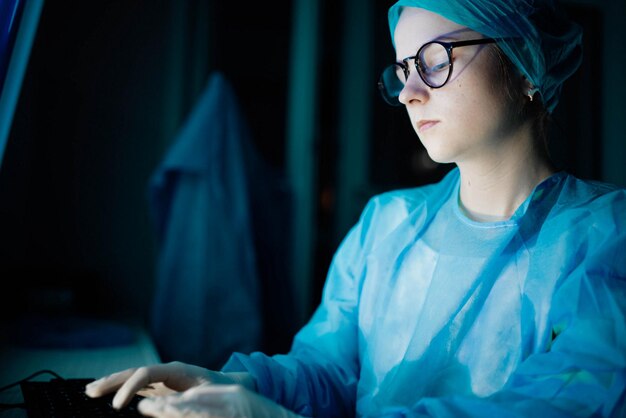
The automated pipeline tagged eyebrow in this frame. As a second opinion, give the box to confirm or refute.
[434,35,462,42]
[435,27,475,40]
[394,28,479,62]
[395,37,460,63]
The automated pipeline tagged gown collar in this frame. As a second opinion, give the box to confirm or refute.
[451,169,567,227]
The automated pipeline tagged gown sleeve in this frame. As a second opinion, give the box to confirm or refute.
[222,196,385,418]
[366,223,626,418]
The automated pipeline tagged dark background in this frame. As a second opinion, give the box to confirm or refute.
[1,0,624,361]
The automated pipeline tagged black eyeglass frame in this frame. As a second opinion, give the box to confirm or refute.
[378,37,497,105]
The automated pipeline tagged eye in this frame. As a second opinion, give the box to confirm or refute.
[419,43,449,74]
[424,61,450,75]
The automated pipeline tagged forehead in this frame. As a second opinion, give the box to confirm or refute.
[394,7,477,58]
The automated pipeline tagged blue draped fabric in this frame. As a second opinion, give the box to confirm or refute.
[223,168,626,417]
[148,72,262,369]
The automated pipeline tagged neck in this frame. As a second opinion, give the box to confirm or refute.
[456,126,555,222]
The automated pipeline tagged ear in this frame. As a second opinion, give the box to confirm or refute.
[522,77,539,101]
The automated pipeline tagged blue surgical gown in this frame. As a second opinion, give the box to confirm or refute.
[222,168,626,417]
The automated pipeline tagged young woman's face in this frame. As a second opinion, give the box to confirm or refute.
[395,8,515,165]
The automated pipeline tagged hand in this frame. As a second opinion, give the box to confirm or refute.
[85,361,254,410]
[137,384,304,418]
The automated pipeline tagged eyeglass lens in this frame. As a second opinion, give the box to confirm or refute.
[418,42,451,87]
[378,42,451,105]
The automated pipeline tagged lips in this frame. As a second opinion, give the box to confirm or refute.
[417,120,439,133]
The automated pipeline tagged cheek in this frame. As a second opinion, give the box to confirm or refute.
[448,80,490,123]
[462,66,508,111]
[444,78,509,142]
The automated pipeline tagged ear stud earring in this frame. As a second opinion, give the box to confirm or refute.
[527,87,539,102]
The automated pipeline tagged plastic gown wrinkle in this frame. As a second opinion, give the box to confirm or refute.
[149,72,261,370]
[223,169,626,417]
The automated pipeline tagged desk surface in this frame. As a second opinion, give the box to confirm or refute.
[0,324,160,418]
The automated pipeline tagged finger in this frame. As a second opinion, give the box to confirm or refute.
[137,382,177,398]
[182,384,242,399]
[113,364,185,410]
[139,386,237,418]
[178,385,245,415]
[85,368,137,398]
[137,397,164,417]
[139,396,202,418]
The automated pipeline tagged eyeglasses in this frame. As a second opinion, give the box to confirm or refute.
[378,38,496,106]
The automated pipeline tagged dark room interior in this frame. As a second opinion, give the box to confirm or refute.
[1,0,625,378]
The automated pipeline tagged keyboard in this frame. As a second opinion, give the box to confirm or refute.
[20,378,143,417]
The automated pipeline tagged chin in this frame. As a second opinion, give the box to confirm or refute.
[427,153,455,165]
[420,139,457,165]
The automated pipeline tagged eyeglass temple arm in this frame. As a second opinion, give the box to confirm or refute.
[447,38,497,48]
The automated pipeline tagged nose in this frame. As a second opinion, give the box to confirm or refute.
[398,70,429,106]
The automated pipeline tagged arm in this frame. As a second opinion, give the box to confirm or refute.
[222,198,380,417]
[222,235,362,417]
[368,232,626,418]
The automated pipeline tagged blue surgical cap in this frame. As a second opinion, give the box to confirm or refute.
[388,0,583,113]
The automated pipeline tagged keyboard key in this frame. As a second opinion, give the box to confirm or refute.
[21,378,143,417]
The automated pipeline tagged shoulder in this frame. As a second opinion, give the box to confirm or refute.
[548,176,626,321]
[354,168,459,251]
[554,174,626,228]
[559,173,626,202]
[549,174,626,275]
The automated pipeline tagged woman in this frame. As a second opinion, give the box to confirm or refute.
[86,1,626,416]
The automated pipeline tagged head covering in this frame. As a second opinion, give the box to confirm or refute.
[388,0,583,113]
